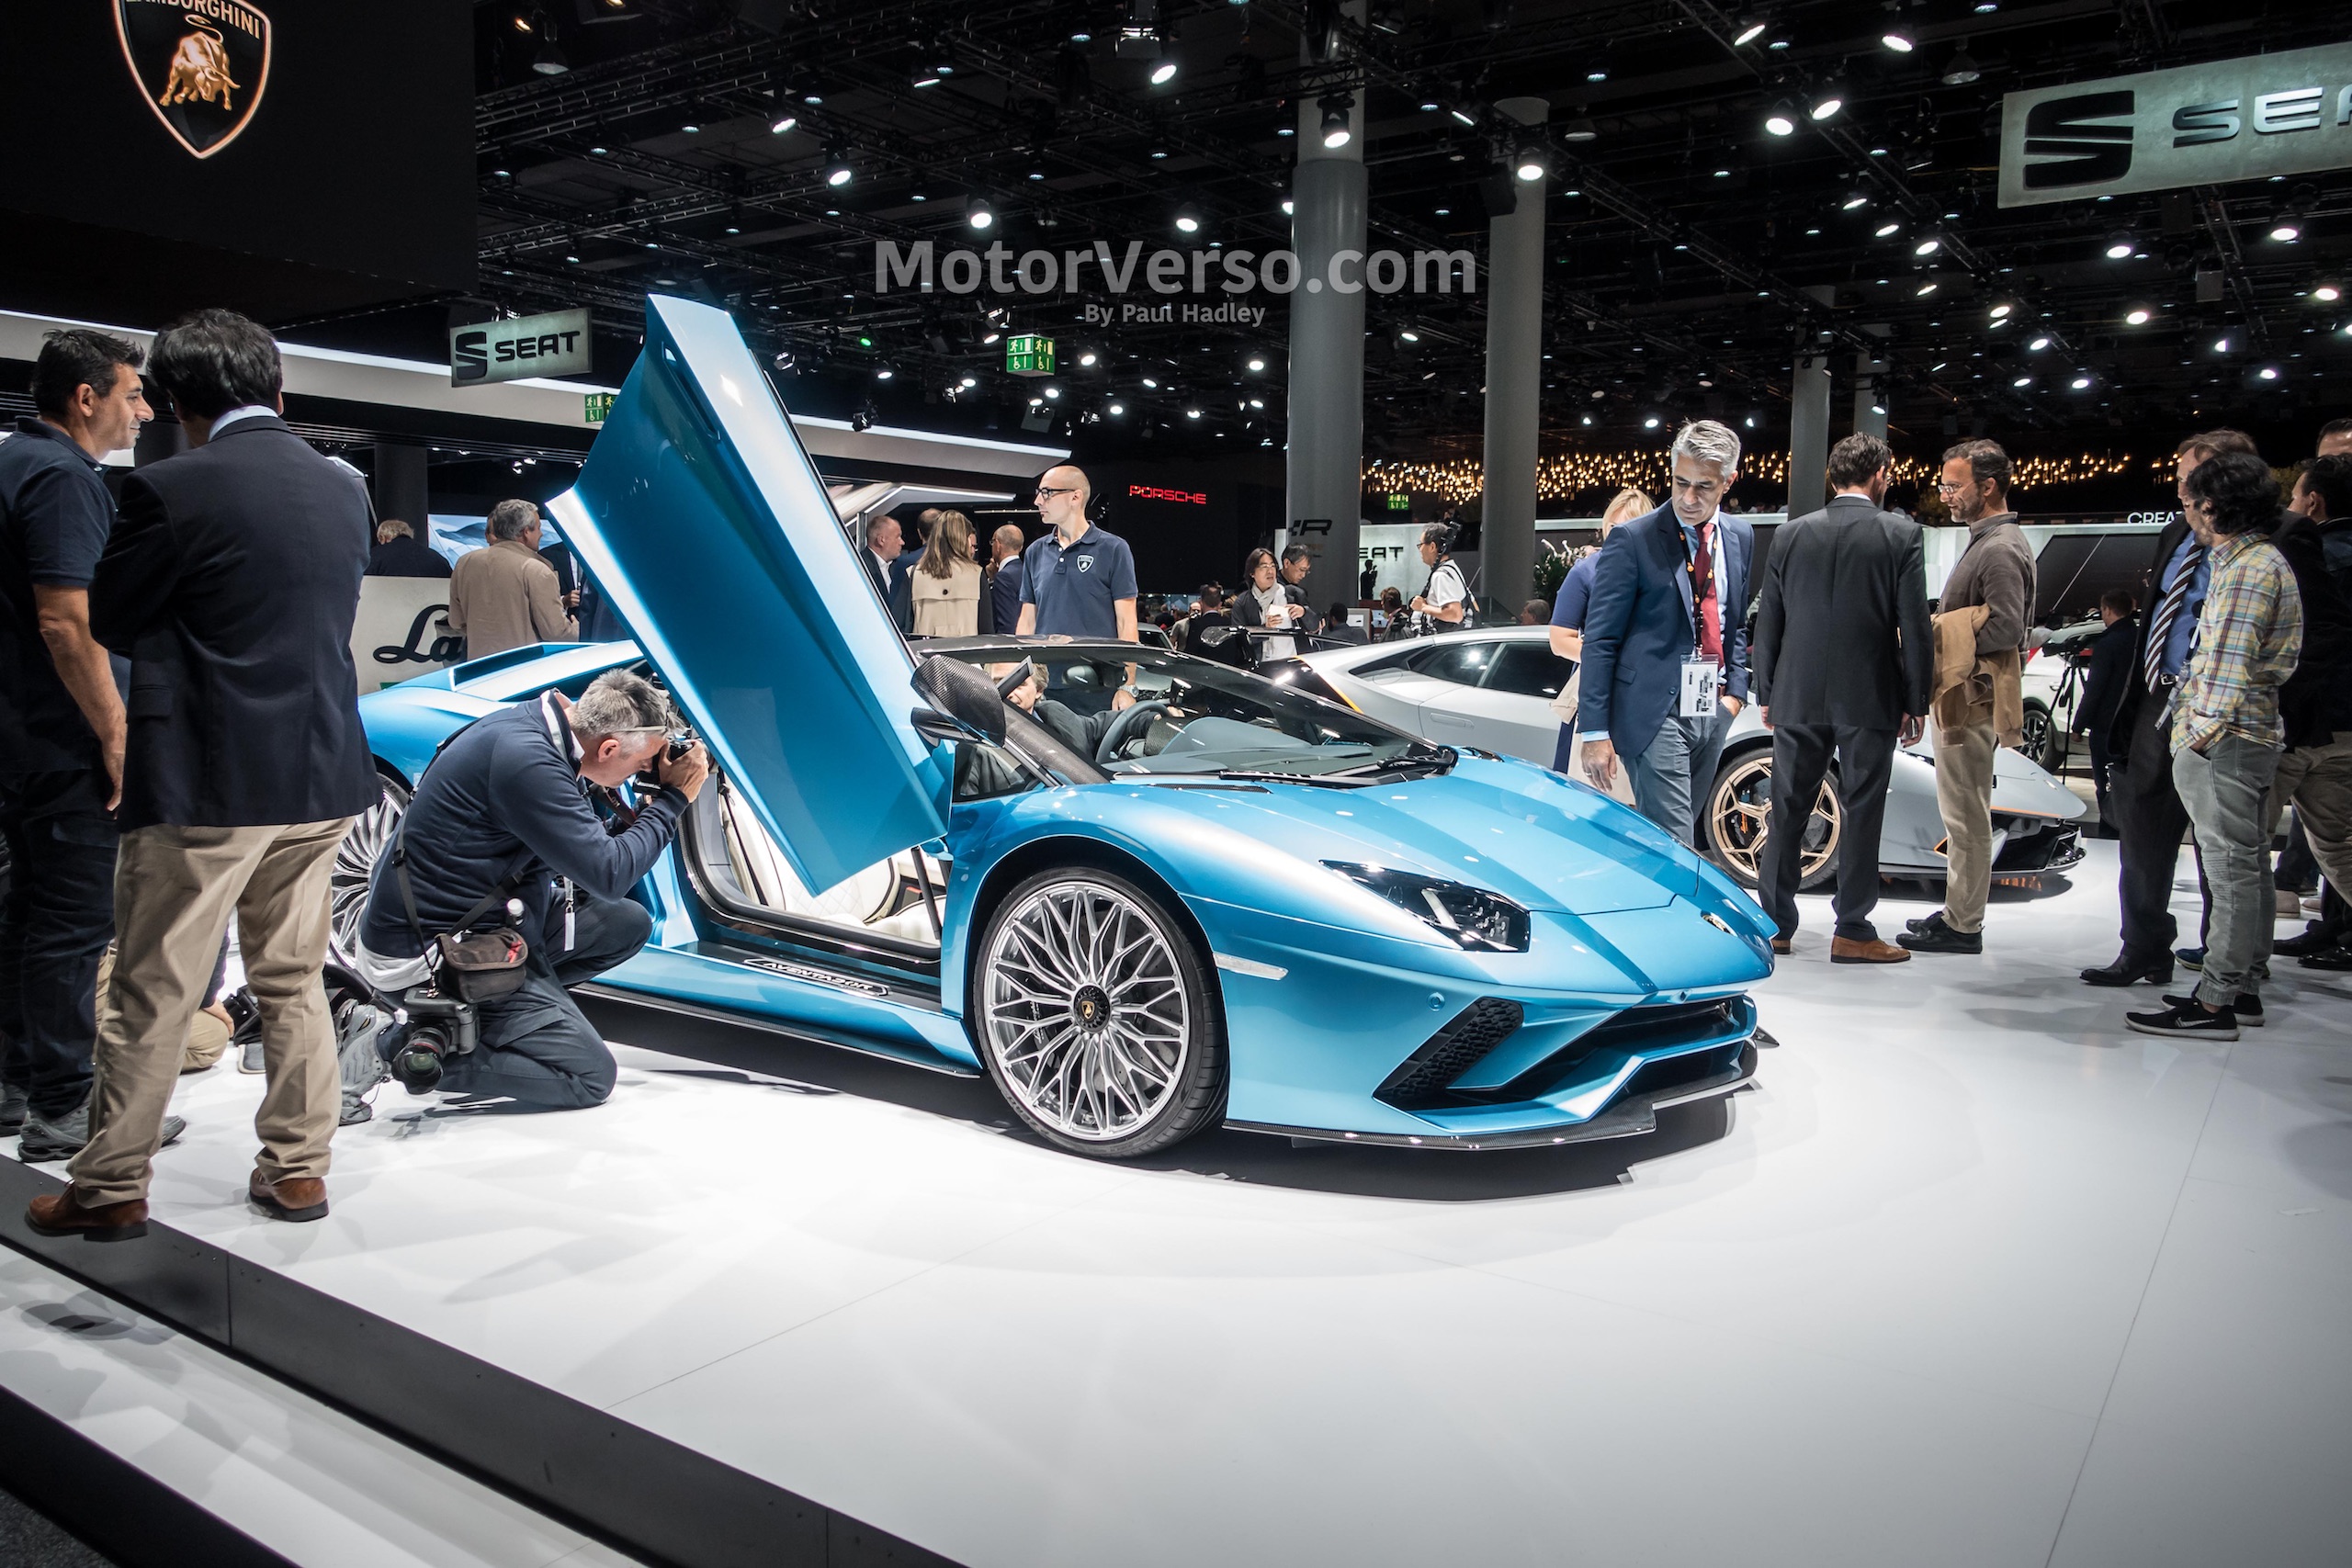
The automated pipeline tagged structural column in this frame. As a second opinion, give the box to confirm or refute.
[1788,350,1832,520]
[373,441,429,530]
[1480,96,1547,619]
[1284,1,1366,613]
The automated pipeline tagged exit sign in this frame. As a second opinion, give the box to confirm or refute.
[584,391,616,425]
[1005,334,1056,377]
[1385,493,1411,511]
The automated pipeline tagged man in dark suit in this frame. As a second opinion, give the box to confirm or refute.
[1749,434,1931,963]
[365,518,450,579]
[983,524,1025,637]
[27,310,379,1241]
[2080,430,2256,987]
[2072,589,2138,836]
[1577,420,1757,848]
[859,513,913,633]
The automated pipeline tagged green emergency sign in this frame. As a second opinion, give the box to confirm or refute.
[1006,334,1056,377]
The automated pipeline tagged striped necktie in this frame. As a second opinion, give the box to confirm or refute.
[2142,543,2206,692]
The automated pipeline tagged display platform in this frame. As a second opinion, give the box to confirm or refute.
[4,840,2346,1568]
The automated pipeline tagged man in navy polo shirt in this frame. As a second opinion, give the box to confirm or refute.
[1016,466,1139,643]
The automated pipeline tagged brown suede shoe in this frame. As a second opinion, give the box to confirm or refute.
[26,1186,149,1242]
[249,1170,329,1224]
[1831,936,1912,964]
[1770,937,1792,955]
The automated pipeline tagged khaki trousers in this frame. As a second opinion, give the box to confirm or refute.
[69,818,352,1206]
[1933,717,1999,934]
[2270,736,2352,902]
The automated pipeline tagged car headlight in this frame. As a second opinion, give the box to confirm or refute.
[1322,862,1531,953]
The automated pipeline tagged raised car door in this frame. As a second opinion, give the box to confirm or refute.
[547,295,946,894]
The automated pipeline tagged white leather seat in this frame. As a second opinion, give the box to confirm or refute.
[715,779,941,942]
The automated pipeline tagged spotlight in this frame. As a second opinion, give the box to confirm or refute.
[1915,280,1938,296]
[967,199,993,231]
[1874,220,1902,238]
[1732,16,1767,46]
[1988,301,2013,320]
[2012,375,2032,387]
[1764,101,1797,137]
[769,114,797,134]
[1142,377,1159,388]
[2258,366,2280,380]
[2314,281,2343,302]
[1320,93,1354,149]
[1808,89,1843,121]
[1108,401,1125,414]
[1913,232,1942,256]
[2104,232,2134,259]
[1079,350,1099,366]
[2213,336,2231,353]
[823,147,854,187]
[2269,219,2301,243]
[1419,88,1443,113]
[2028,335,2051,351]
[531,36,571,74]
[1282,198,1295,215]
[1174,207,1201,233]
[1150,60,1178,85]
[2068,372,2092,389]
[1247,355,1267,370]
[1449,107,1478,127]
[1044,385,1060,399]
[1841,188,1871,210]
[1559,116,1599,142]
[1643,415,1661,429]
[1514,141,1549,182]
[850,410,874,432]
[876,367,894,380]
[2125,307,2151,324]
[1586,53,1610,83]
[1396,328,1419,343]
[959,375,978,388]
[1940,47,1982,85]
[1185,407,1202,419]
[1882,31,1913,51]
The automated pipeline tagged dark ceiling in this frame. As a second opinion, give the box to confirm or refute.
[307,0,2352,465]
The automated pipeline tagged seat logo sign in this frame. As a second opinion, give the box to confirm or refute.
[449,309,594,388]
[2000,42,2352,208]
[115,1,272,160]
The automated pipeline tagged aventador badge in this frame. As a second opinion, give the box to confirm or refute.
[115,0,273,160]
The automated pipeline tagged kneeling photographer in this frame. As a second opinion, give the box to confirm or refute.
[351,671,708,1111]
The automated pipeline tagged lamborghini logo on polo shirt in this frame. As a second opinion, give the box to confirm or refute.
[1078,557,1094,572]
[115,0,273,160]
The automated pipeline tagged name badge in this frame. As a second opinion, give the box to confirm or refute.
[1679,658,1719,717]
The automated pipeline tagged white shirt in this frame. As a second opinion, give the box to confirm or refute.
[1425,559,1468,611]
[207,403,277,435]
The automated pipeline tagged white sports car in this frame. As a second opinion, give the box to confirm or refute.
[1279,626,2090,891]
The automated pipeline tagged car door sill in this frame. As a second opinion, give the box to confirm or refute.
[574,982,980,1077]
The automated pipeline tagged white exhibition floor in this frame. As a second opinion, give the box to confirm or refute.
[19,839,2352,1568]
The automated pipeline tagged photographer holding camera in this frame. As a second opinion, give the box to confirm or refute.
[350,670,708,1111]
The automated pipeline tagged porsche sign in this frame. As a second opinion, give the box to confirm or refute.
[115,0,272,160]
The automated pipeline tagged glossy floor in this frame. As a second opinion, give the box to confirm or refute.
[79,842,2352,1567]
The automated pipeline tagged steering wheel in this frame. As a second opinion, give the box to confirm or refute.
[1094,700,1172,765]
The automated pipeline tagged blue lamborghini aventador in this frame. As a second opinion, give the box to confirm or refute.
[337,296,1774,1159]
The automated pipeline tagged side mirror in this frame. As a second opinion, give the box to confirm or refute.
[911,654,1009,747]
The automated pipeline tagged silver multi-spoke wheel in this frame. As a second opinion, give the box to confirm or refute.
[1705,750,1840,892]
[977,870,1223,1156]
[330,775,408,962]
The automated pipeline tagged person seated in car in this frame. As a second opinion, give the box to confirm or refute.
[991,663,1139,755]
[350,670,708,1111]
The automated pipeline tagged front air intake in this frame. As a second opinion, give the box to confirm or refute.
[1374,998,1524,1111]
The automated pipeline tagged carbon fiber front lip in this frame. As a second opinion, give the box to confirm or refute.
[1226,1040,1758,1151]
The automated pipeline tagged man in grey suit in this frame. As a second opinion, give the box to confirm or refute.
[1748,433,1934,964]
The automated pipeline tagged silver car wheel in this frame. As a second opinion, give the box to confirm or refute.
[981,880,1192,1143]
[331,776,409,962]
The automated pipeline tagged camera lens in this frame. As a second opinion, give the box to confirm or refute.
[390,1024,447,1094]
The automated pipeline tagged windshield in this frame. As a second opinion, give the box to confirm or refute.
[941,643,1452,784]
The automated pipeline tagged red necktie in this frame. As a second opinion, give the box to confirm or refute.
[1693,523,1724,664]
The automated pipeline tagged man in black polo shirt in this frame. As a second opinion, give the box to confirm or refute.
[1015,466,1139,643]
[0,330,152,1152]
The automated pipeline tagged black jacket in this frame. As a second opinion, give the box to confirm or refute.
[358,695,684,962]
[1749,494,1933,728]
[366,535,451,579]
[2270,510,2352,749]
[89,415,379,830]
[2075,614,2137,739]
[2101,515,2195,740]
[862,548,913,632]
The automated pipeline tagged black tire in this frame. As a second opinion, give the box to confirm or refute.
[972,866,1226,1159]
[1702,744,1841,892]
[2019,701,2054,770]
[330,773,410,963]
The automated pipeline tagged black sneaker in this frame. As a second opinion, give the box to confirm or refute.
[2126,998,2239,1041]
[2164,991,2262,1027]
[1897,909,1983,954]
[0,1083,26,1135]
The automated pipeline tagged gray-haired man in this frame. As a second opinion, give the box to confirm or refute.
[352,670,709,1111]
[448,499,577,659]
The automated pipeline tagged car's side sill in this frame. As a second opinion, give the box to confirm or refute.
[574,983,982,1077]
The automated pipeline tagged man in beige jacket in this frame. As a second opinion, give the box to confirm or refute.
[447,500,577,659]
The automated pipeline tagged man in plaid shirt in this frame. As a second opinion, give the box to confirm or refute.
[2129,451,2303,1040]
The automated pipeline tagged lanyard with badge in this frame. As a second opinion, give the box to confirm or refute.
[1677,522,1720,717]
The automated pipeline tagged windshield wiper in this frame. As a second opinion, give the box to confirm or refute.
[1214,749,1453,788]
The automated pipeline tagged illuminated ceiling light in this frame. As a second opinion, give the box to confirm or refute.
[876,367,894,380]
[1247,355,1267,370]
[2012,374,2032,387]
[912,72,942,88]
[2104,231,2135,259]
[1320,93,1354,149]
[680,122,699,133]
[2269,219,2301,243]
[1184,407,1202,419]
[1913,232,1942,256]
[2125,307,2152,324]
[1418,88,1442,112]
[1580,413,1595,425]
[769,114,797,134]
[1514,141,1550,182]
[823,147,854,186]
[1142,377,1159,388]
[1586,55,1610,83]
[1841,188,1871,210]
[1174,209,1201,234]
[1874,220,1902,238]
[1882,31,1914,51]
[1150,59,1179,85]
[1764,101,1797,137]
[1397,328,1420,343]
[1808,89,1844,121]
[958,375,978,388]
[1940,47,1983,85]
[967,199,993,231]
[2312,281,2341,301]
[1044,385,1061,399]
[2028,334,2051,351]
[1732,17,1767,46]
[511,9,534,31]
[1449,106,1478,127]
[1988,301,2013,320]
[1107,401,1125,415]
[1643,414,1661,428]
[1079,350,1099,366]
[1915,280,1939,296]
[2212,335,2231,352]
[1559,116,1598,142]
[531,36,571,74]
[981,331,1001,344]
[2258,366,2280,379]
[2069,372,2092,389]
[1281,197,1295,215]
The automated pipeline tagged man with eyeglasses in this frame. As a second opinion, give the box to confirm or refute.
[1899,440,2035,955]
[1016,465,1138,649]
[1577,420,1758,848]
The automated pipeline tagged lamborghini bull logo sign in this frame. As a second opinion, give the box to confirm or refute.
[115,0,273,160]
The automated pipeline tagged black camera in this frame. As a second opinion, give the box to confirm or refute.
[634,732,695,788]
[385,985,479,1095]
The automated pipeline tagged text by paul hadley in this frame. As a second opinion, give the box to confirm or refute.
[1086,302,1268,326]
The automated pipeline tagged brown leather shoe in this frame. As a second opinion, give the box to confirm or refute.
[1831,936,1912,964]
[1770,937,1792,955]
[26,1186,149,1242]
[249,1170,329,1224]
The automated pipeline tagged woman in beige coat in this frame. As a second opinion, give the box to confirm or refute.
[910,510,983,637]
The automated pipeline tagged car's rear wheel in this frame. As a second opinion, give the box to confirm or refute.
[975,867,1225,1159]
[331,774,409,963]
[1703,747,1840,892]
[2020,700,2056,771]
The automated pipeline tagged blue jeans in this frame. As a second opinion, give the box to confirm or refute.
[1625,705,1738,850]
[438,893,649,1111]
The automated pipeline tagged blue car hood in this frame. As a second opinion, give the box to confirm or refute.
[1128,758,1702,917]
[545,296,945,894]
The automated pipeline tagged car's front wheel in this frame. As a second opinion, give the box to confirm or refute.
[1703,747,1840,891]
[974,867,1225,1159]
[331,774,409,963]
